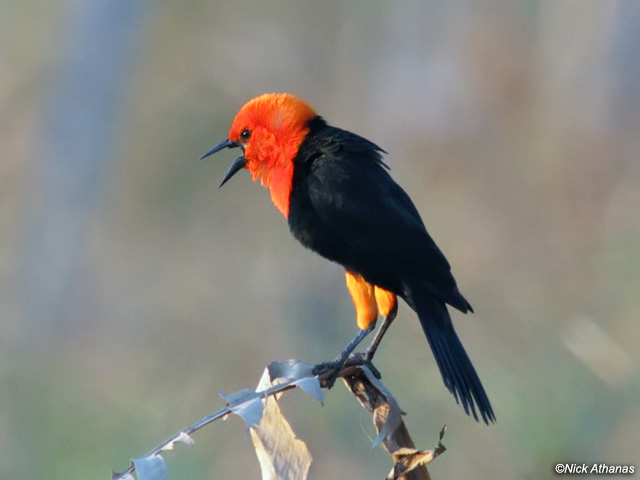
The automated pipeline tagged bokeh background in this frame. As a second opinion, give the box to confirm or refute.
[2,1,639,478]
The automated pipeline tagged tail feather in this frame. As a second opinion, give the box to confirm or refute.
[412,292,495,424]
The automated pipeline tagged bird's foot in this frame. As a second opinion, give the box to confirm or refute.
[313,351,381,388]
[312,360,343,389]
[345,351,381,379]
[313,326,375,388]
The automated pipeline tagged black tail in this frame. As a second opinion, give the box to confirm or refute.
[412,292,495,424]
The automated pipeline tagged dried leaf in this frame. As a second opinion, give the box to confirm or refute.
[360,366,403,447]
[161,431,195,451]
[390,450,432,479]
[220,388,260,404]
[267,359,314,381]
[250,365,313,480]
[267,360,324,404]
[388,425,447,479]
[132,455,168,480]
[220,389,265,429]
[292,376,324,405]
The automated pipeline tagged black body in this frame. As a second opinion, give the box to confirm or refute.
[288,117,495,423]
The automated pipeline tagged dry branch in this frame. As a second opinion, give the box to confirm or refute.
[112,359,446,480]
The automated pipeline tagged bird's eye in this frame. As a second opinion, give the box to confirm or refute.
[240,129,251,141]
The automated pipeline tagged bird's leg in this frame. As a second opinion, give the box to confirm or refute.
[344,308,397,380]
[345,287,398,378]
[314,271,384,387]
[363,300,398,361]
[313,324,375,387]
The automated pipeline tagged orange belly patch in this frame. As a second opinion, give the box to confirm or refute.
[345,270,378,330]
[374,286,397,318]
[345,271,397,330]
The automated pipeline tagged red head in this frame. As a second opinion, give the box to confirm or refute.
[201,93,317,217]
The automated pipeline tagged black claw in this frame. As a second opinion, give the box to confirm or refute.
[345,352,381,379]
[312,360,342,388]
[313,351,383,387]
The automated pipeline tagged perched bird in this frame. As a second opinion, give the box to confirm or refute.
[201,93,495,423]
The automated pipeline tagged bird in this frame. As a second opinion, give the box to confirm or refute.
[201,93,495,423]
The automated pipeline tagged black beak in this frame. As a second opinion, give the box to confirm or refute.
[200,138,246,187]
[200,138,239,159]
[218,155,247,187]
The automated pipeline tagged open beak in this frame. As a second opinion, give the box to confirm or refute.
[218,155,247,187]
[200,138,239,159]
[200,138,246,187]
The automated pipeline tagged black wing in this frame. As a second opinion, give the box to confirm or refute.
[291,124,469,312]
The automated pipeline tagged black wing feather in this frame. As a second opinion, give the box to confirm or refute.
[290,120,468,311]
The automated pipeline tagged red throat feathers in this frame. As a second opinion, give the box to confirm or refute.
[226,93,317,217]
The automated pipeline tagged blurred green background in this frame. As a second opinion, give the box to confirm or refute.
[2,1,639,478]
